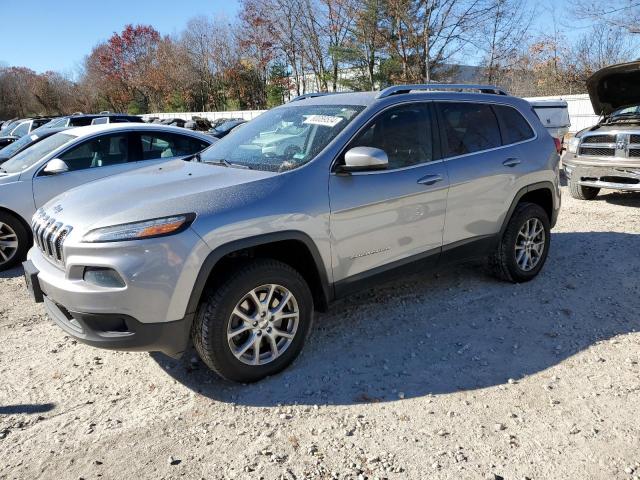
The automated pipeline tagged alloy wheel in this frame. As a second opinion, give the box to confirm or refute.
[0,222,18,266]
[514,217,546,271]
[227,284,300,366]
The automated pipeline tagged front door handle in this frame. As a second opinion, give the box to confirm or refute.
[417,174,444,186]
[503,158,521,167]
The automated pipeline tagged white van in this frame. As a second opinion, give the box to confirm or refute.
[528,100,570,140]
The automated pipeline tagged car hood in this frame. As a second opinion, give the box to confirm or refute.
[587,61,640,115]
[42,159,280,231]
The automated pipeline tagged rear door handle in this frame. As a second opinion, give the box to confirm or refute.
[503,158,521,167]
[417,174,444,186]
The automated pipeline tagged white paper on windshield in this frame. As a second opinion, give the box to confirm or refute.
[30,134,37,141]
[303,115,343,128]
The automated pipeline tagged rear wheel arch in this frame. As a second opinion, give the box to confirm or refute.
[501,182,556,235]
[186,231,332,319]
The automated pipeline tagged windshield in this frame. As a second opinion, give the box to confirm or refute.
[0,121,18,137]
[200,105,364,171]
[1,133,75,174]
[610,105,640,117]
[0,132,43,158]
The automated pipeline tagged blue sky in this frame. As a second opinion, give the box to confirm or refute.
[0,0,585,75]
[0,0,241,74]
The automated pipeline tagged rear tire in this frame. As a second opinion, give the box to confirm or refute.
[0,212,29,271]
[192,259,313,382]
[569,179,599,200]
[490,202,551,283]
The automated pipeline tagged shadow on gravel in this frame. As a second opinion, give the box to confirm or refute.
[0,265,23,279]
[152,231,640,407]
[0,403,55,415]
[595,191,640,207]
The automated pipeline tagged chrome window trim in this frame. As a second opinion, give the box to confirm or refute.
[330,98,538,176]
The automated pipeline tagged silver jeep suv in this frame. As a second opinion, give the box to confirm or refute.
[23,85,561,382]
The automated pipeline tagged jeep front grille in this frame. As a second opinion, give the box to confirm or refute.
[31,210,72,265]
[630,135,640,144]
[579,147,615,157]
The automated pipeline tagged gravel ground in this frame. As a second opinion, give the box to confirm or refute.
[1,184,639,480]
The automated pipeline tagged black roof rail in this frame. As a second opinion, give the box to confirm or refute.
[290,92,350,102]
[376,84,509,99]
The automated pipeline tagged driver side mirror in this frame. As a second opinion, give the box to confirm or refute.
[43,158,69,175]
[339,146,388,173]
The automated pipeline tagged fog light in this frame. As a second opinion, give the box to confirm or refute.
[83,267,125,288]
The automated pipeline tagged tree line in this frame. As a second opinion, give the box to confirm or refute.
[1,0,638,120]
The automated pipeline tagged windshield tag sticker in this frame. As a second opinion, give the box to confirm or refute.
[303,115,343,127]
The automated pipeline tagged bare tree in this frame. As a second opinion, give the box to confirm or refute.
[572,0,640,34]
[320,0,357,91]
[477,0,535,84]
[299,0,330,91]
[572,24,637,81]
[383,0,494,83]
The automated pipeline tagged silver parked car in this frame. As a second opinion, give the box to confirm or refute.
[564,61,640,199]
[24,84,560,382]
[0,123,214,269]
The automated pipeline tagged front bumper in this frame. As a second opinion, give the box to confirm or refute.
[24,227,211,357]
[44,294,192,357]
[564,157,640,191]
[24,259,193,358]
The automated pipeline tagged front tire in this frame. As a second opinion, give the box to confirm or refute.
[569,179,599,200]
[0,212,29,271]
[192,259,313,382]
[490,202,551,283]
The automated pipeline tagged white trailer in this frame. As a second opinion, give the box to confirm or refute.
[527,99,571,140]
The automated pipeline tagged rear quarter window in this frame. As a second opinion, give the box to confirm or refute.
[493,104,535,144]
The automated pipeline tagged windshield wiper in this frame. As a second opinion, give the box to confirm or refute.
[206,158,251,169]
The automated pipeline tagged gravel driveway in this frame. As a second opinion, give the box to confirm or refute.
[1,185,639,480]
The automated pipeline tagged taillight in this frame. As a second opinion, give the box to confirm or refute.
[553,137,562,153]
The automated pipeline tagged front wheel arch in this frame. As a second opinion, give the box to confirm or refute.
[185,231,332,320]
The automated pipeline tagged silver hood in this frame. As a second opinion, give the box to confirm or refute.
[41,159,279,231]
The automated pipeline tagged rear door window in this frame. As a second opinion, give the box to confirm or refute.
[437,102,501,157]
[140,132,210,160]
[32,119,50,129]
[493,104,535,144]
